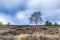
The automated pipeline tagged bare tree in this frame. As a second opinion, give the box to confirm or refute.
[29,11,42,26]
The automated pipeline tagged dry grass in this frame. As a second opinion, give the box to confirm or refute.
[0,26,60,40]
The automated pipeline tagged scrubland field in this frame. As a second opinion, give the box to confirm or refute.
[0,25,60,40]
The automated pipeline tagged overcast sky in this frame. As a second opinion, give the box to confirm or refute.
[0,0,60,25]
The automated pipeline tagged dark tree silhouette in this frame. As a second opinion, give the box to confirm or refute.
[29,11,42,26]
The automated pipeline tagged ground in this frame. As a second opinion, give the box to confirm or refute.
[0,25,60,40]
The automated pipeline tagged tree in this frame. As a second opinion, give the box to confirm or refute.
[50,22,52,26]
[45,21,52,26]
[29,11,42,26]
[0,22,3,26]
[54,22,58,26]
[6,22,11,25]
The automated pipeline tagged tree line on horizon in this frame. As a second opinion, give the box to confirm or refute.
[0,11,58,26]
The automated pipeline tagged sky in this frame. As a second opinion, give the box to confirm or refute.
[0,0,60,25]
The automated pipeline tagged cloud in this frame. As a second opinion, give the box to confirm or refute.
[26,0,58,10]
[14,11,30,25]
[0,0,60,25]
[41,10,60,22]
[26,0,60,24]
[0,0,24,9]
[0,0,28,25]
[16,12,26,20]
[0,0,27,15]
[14,0,60,25]
[0,12,13,24]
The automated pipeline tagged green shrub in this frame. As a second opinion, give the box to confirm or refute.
[45,21,52,26]
[0,22,3,26]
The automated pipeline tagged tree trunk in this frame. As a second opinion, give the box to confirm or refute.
[35,22,38,27]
